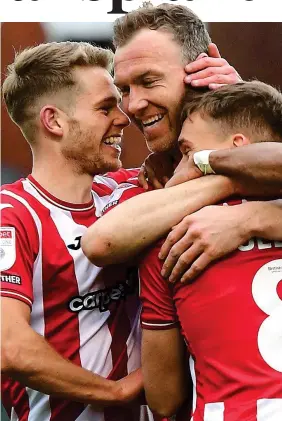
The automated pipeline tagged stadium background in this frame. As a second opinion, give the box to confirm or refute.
[1,21,282,420]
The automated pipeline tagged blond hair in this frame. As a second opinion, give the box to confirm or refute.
[2,41,114,142]
[113,2,211,64]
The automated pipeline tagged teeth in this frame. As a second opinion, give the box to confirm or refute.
[142,114,163,126]
[103,136,121,145]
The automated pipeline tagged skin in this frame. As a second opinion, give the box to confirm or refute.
[141,113,282,416]
[1,65,145,407]
[114,29,187,156]
[33,66,130,203]
[83,30,281,278]
[159,113,282,283]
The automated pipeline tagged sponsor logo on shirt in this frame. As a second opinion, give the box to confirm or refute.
[0,227,16,271]
[1,274,22,285]
[67,236,82,251]
[102,200,119,214]
[68,276,137,313]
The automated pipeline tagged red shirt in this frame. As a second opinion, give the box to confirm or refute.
[139,199,282,421]
[0,170,155,421]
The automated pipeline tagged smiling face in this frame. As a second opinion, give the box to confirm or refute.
[61,66,130,175]
[178,112,234,155]
[114,29,186,153]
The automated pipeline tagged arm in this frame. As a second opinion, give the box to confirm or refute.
[82,175,235,266]
[209,143,282,192]
[167,143,282,195]
[142,328,187,417]
[159,199,282,284]
[139,242,188,417]
[1,297,142,406]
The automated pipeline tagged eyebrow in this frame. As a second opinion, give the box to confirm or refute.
[95,95,121,107]
[114,70,161,88]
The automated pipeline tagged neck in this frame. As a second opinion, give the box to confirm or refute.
[31,153,94,204]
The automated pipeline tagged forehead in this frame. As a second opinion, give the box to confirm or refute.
[182,113,217,133]
[114,29,183,84]
[73,66,120,103]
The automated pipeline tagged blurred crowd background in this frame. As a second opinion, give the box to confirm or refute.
[2,21,282,184]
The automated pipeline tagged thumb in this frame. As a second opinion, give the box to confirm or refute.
[208,43,221,58]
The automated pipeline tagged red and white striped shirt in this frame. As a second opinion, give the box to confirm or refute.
[0,171,155,421]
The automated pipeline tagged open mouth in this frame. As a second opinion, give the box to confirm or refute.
[142,114,164,128]
[102,136,122,152]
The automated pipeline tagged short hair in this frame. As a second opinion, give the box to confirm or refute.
[2,41,114,142]
[113,2,211,63]
[181,81,282,143]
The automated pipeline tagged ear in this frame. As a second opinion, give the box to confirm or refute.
[232,133,251,148]
[39,105,64,137]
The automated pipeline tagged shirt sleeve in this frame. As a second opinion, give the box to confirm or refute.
[94,168,140,193]
[0,195,39,309]
[102,181,147,215]
[139,241,178,330]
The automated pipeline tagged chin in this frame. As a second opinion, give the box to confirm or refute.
[147,137,176,154]
[104,158,122,173]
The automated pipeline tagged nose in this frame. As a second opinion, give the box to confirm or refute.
[127,89,149,116]
[115,106,130,129]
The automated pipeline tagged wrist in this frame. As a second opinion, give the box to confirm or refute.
[238,201,262,240]
[110,381,126,405]
[193,150,216,175]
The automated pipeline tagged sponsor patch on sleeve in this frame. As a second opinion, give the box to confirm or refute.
[0,274,22,285]
[0,227,16,271]
[102,200,119,214]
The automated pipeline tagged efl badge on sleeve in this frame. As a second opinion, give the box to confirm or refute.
[0,227,16,271]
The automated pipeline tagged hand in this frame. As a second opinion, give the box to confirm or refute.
[184,43,242,90]
[165,154,202,188]
[159,204,250,284]
[138,152,175,190]
[116,369,144,404]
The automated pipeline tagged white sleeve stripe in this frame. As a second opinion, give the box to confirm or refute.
[1,290,32,306]
[142,321,176,327]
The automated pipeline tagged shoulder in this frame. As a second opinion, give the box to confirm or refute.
[93,168,140,194]
[1,180,40,242]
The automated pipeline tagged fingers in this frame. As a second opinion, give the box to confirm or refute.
[159,221,190,262]
[146,164,164,189]
[186,72,240,88]
[179,253,213,284]
[209,83,226,90]
[208,43,221,58]
[168,243,202,283]
[195,52,208,61]
[138,166,149,190]
[185,56,228,75]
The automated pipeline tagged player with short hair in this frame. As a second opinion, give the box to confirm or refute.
[1,37,241,421]
[139,81,282,420]
[0,41,147,421]
[84,2,282,277]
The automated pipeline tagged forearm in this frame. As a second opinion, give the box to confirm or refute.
[243,199,282,240]
[82,175,234,266]
[209,143,282,195]
[3,325,123,406]
[142,328,187,418]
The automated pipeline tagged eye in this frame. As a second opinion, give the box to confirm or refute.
[100,106,112,115]
[143,79,158,88]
